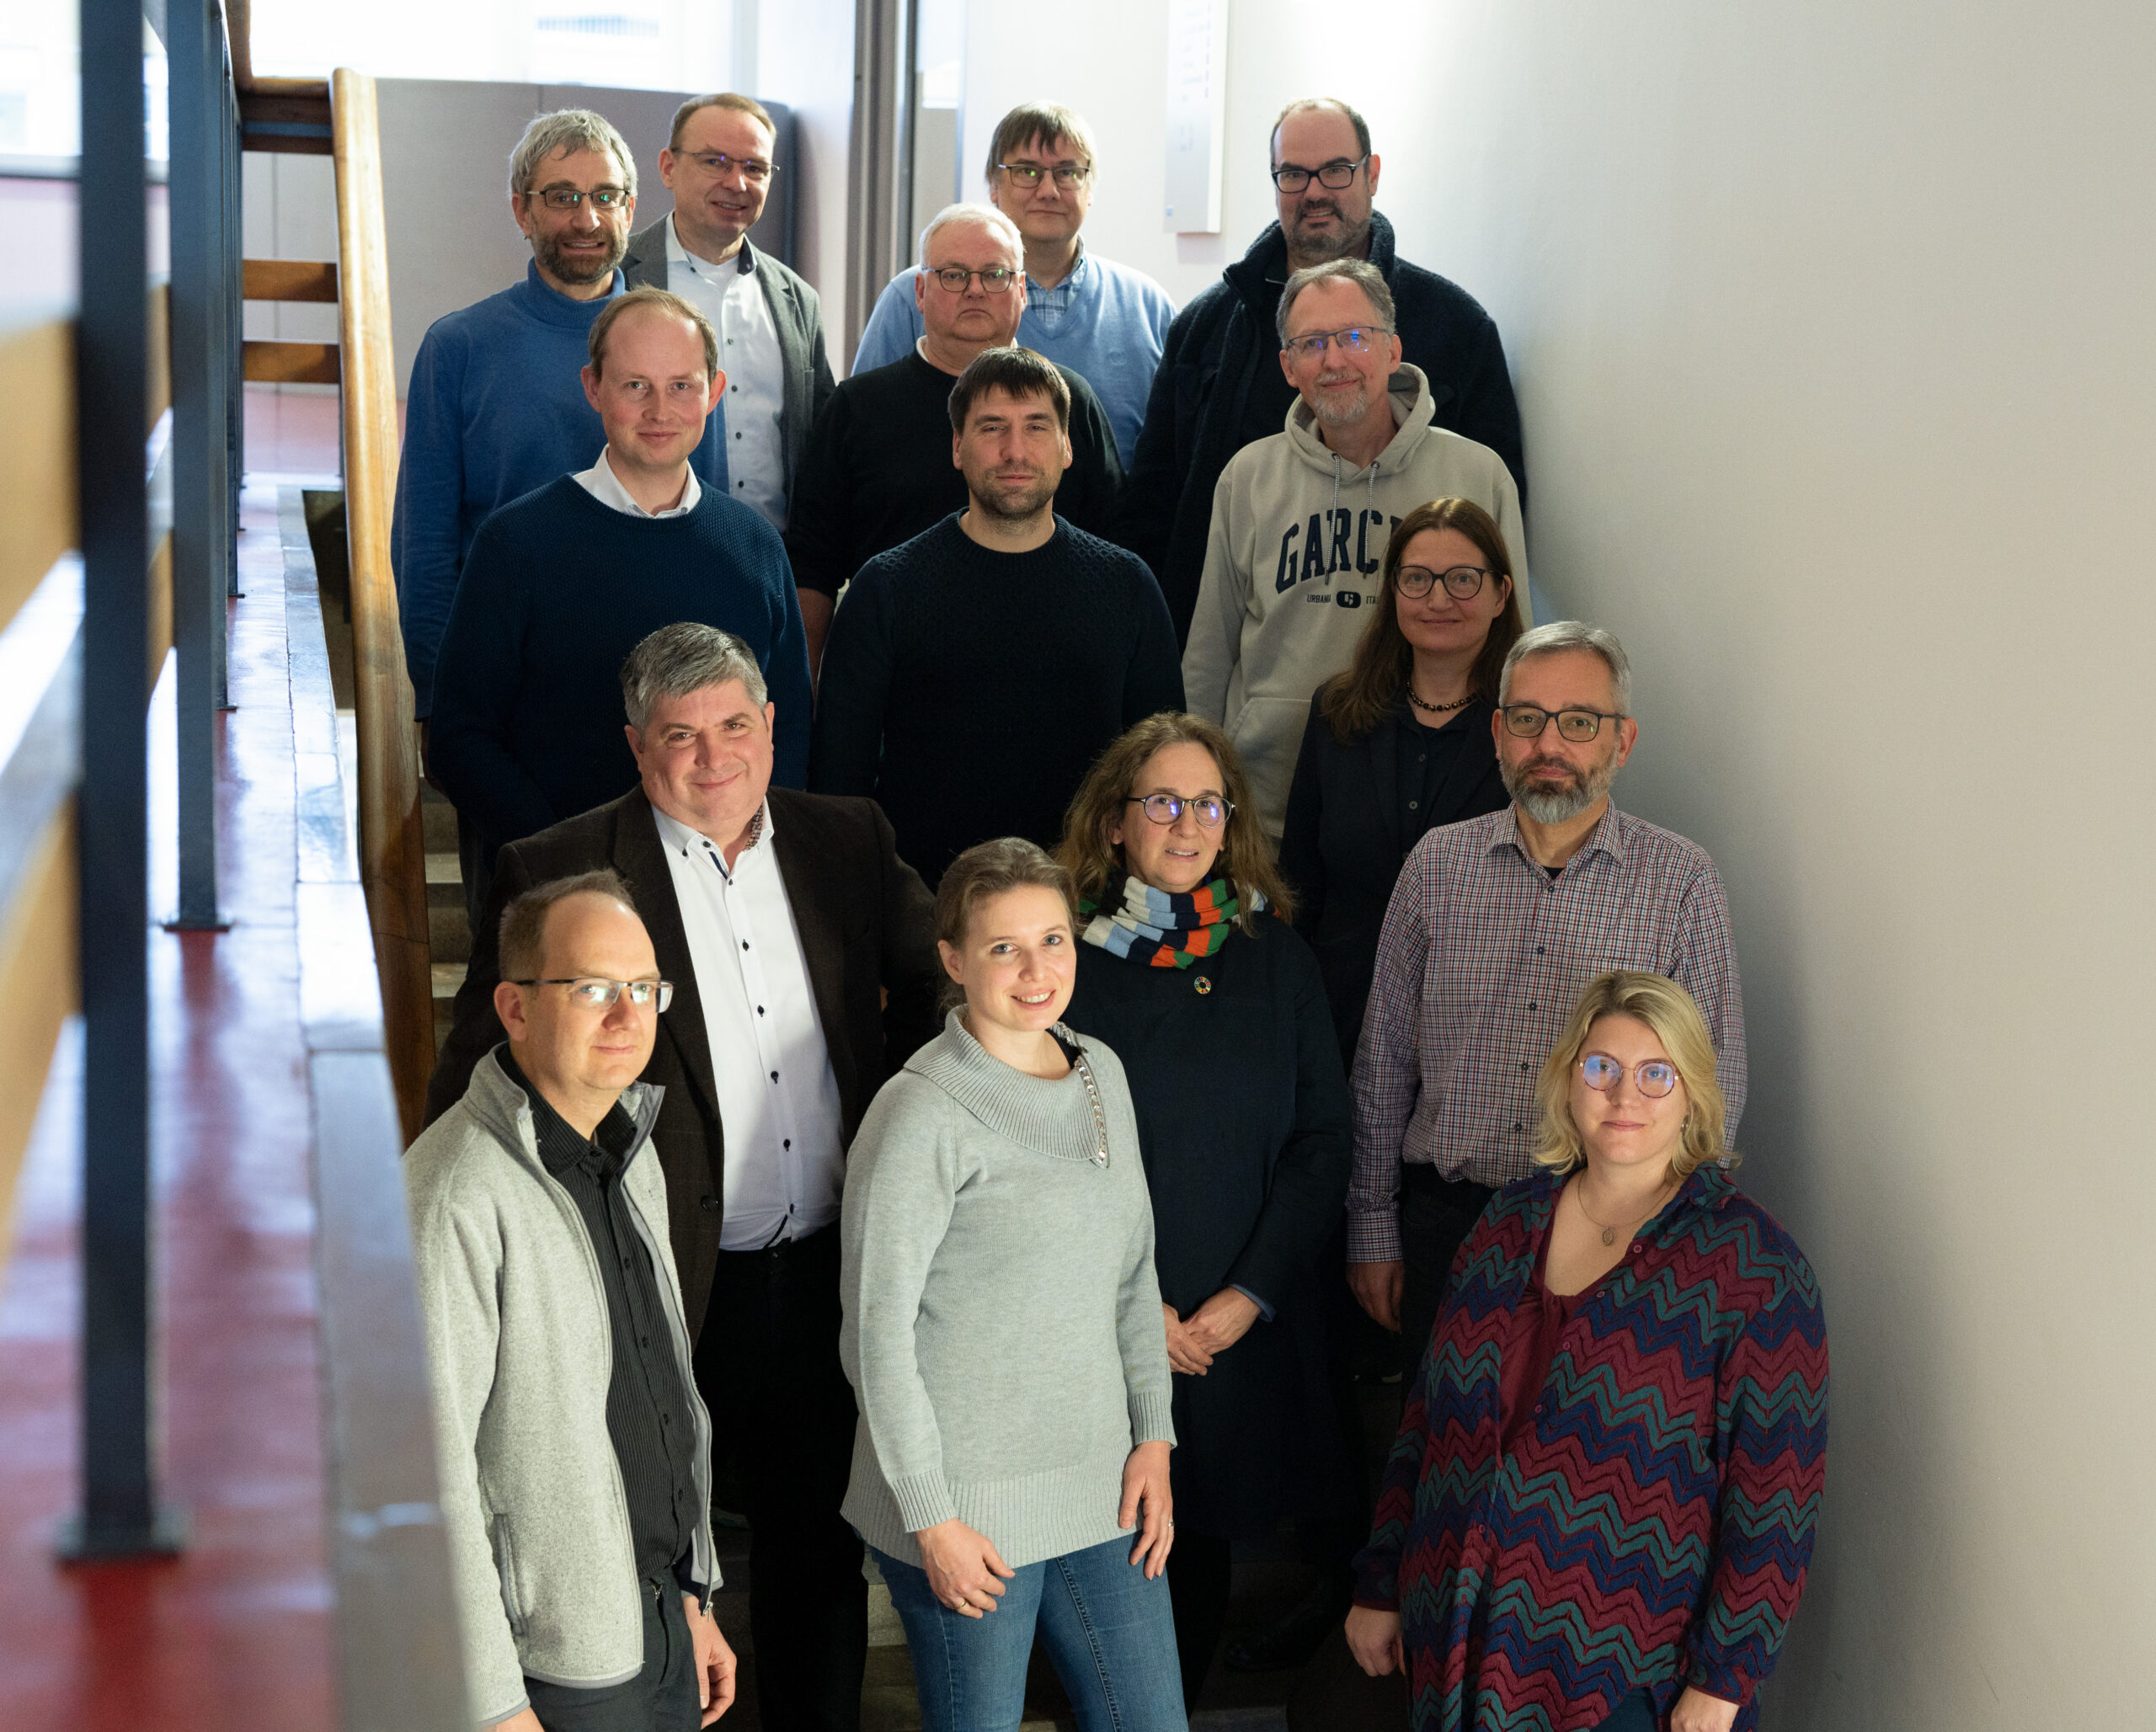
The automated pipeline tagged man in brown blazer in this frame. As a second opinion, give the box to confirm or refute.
[427,621,940,1732]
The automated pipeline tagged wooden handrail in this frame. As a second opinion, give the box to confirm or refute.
[330,69,434,1141]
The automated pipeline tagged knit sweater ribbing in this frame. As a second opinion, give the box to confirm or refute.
[838,1010,1176,1569]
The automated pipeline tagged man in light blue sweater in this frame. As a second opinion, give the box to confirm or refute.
[850,101,1172,467]
[392,108,729,722]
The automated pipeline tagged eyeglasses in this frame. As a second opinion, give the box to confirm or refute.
[1270,154,1369,193]
[1397,563,1498,601]
[509,977,675,1012]
[929,264,1017,294]
[1000,162,1088,189]
[1126,794,1232,829]
[1500,705,1624,743]
[680,150,776,184]
[1579,1053,1681,1098]
[1282,325,1392,363]
[526,184,632,211]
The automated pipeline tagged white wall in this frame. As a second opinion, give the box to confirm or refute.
[965,3,2156,1726]
[756,0,857,357]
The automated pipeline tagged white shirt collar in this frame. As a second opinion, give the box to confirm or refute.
[651,798,773,872]
[666,212,751,282]
[574,445,701,518]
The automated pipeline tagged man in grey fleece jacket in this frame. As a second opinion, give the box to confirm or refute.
[1182,258,1531,838]
[406,873,733,1730]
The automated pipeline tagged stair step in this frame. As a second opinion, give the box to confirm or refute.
[425,850,462,885]
[432,962,466,999]
[430,905,472,966]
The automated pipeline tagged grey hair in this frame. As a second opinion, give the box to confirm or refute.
[1498,621,1635,713]
[510,108,638,200]
[1277,258,1396,345]
[916,201,1025,269]
[620,623,768,730]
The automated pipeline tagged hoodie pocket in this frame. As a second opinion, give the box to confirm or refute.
[489,1512,530,1638]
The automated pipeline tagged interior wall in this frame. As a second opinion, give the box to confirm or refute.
[964,3,2156,1726]
[755,0,857,362]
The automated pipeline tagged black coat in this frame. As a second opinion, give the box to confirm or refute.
[1062,916,1352,1539]
[1114,211,1526,644]
[1278,695,1510,1071]
[424,786,942,1344]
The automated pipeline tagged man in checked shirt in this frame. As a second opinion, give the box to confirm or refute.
[1345,621,1747,1374]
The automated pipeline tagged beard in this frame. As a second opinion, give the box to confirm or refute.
[533,224,627,286]
[969,467,1058,521]
[1285,199,1372,264]
[1502,749,1619,825]
[1308,377,1374,427]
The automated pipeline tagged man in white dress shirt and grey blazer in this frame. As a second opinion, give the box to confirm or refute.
[428,622,942,1732]
[622,92,835,538]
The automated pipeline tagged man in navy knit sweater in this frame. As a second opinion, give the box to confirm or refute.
[430,289,811,919]
[392,109,729,725]
[808,346,1182,887]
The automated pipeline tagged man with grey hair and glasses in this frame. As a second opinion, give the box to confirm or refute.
[1119,95,1526,643]
[431,621,943,1732]
[1183,256,1528,839]
[623,93,835,534]
[1347,621,1747,1379]
[395,108,729,737]
[784,201,1123,674]
[851,100,1176,467]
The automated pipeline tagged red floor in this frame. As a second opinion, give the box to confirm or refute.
[0,477,341,1727]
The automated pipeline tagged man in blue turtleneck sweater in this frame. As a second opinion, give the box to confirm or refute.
[429,288,810,924]
[392,109,729,723]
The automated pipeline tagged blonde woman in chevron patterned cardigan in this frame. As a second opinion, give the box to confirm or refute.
[1347,970,1828,1732]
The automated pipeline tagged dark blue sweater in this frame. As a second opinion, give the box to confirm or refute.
[392,262,730,716]
[808,514,1183,885]
[429,476,810,870]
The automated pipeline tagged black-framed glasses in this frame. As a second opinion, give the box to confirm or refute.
[509,977,675,1012]
[1501,705,1623,743]
[999,162,1088,189]
[526,184,632,211]
[1397,563,1498,601]
[1127,794,1232,829]
[680,150,776,184]
[1579,1053,1681,1098]
[1281,324,1392,363]
[1270,154,1369,193]
[929,264,1017,293]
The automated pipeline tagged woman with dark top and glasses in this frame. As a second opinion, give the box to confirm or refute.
[1057,714,1353,1707]
[1279,497,1525,1077]
[1347,971,1826,1732]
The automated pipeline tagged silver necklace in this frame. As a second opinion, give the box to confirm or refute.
[1570,1175,1676,1246]
[1065,1034,1111,1168]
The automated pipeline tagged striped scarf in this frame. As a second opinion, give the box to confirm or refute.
[1078,875,1262,969]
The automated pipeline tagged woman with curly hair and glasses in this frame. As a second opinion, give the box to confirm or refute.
[1057,712,1354,1706]
[1346,971,1828,1732]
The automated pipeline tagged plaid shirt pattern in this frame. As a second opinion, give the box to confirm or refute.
[1025,245,1086,335]
[1347,803,1747,1262]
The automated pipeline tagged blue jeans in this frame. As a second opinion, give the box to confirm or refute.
[873,1535,1187,1732]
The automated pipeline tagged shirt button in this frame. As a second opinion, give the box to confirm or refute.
[1513,1122,1524,1133]
[1518,1062,1529,1072]
[757,1005,766,1015]
[1528,1002,1537,1011]
[1407,800,1419,810]
[1631,1241,1643,1254]
[1536,945,1546,954]
[770,1070,779,1081]
[782,1138,791,1150]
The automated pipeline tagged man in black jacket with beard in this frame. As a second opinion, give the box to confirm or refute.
[1117,96,1526,645]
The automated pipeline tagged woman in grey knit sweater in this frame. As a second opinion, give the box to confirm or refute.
[839,838,1187,1732]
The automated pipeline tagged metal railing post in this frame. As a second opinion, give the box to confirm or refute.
[168,0,228,930]
[65,0,183,1559]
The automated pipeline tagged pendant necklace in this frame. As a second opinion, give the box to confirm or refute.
[1571,1175,1676,1247]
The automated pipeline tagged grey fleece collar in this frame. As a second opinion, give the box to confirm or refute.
[905,1009,1110,1166]
[462,1046,665,1173]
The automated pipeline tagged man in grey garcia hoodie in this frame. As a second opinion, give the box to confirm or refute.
[405,871,733,1730]
[1182,259,1530,838]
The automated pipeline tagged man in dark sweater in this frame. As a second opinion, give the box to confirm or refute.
[783,202,1123,674]
[430,288,812,916]
[808,346,1182,887]
[1117,97,1525,644]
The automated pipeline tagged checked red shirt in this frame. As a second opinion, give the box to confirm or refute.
[1347,802,1746,1262]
